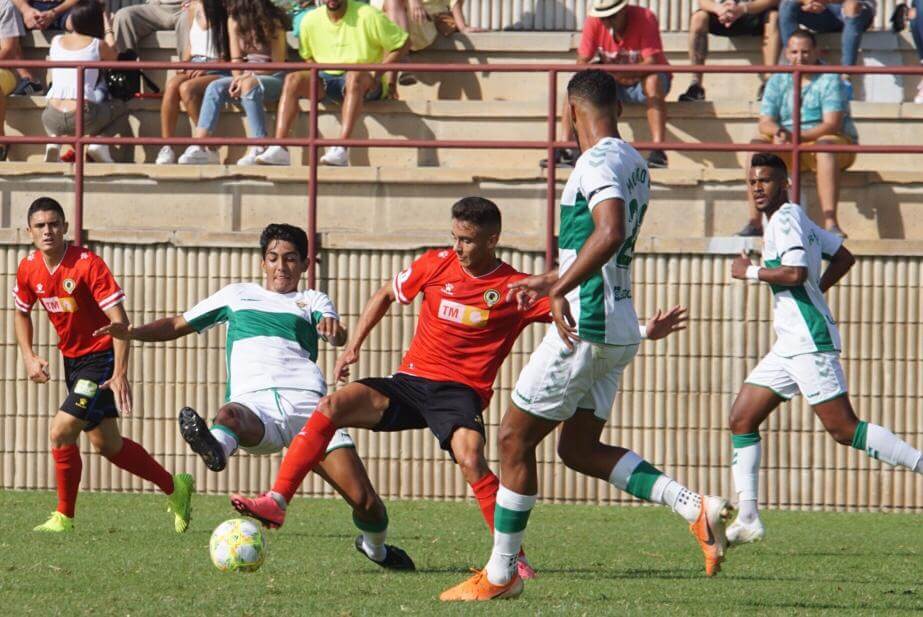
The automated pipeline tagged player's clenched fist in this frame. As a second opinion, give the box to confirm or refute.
[26,355,50,383]
[730,251,754,280]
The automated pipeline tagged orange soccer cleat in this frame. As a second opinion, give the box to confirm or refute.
[689,495,733,576]
[439,569,524,602]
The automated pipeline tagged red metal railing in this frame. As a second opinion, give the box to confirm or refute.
[3,59,923,287]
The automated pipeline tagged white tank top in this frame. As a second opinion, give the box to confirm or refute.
[46,36,103,103]
[189,11,220,59]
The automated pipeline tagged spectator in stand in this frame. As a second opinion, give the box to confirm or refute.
[42,0,125,163]
[4,0,82,95]
[779,0,875,97]
[254,0,409,168]
[544,0,670,169]
[911,0,923,102]
[155,0,229,164]
[0,68,13,159]
[111,0,189,57]
[178,0,288,165]
[680,0,780,102]
[738,31,857,237]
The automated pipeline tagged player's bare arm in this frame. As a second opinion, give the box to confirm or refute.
[334,282,396,382]
[731,251,806,286]
[94,315,195,342]
[101,303,133,415]
[13,310,49,383]
[547,198,627,349]
[819,245,856,293]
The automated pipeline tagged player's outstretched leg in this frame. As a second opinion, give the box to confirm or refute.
[556,413,731,576]
[315,447,415,571]
[91,418,194,533]
[178,406,231,472]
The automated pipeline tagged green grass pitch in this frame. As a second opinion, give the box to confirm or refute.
[1,491,920,616]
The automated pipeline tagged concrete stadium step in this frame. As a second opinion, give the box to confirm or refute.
[0,163,920,241]
[4,96,922,170]
[17,30,923,103]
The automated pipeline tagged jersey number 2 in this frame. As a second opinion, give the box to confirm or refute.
[615,199,648,268]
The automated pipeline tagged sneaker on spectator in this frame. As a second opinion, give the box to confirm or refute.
[256,145,291,166]
[155,145,176,165]
[237,146,265,166]
[86,144,114,163]
[178,145,220,165]
[647,149,668,168]
[914,79,923,104]
[539,147,578,169]
[60,148,76,163]
[398,72,418,86]
[736,222,763,237]
[320,146,349,166]
[756,82,766,102]
[678,83,706,102]
[44,144,60,162]
[11,78,44,96]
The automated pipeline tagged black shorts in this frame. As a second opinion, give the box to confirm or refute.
[359,373,485,453]
[708,11,768,36]
[62,350,118,431]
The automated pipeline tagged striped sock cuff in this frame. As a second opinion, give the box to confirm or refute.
[731,432,761,448]
[851,421,868,450]
[494,485,536,534]
[211,423,240,444]
[353,510,388,534]
[608,451,663,501]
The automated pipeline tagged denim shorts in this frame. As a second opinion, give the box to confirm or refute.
[319,71,384,103]
[617,72,672,105]
[190,55,231,76]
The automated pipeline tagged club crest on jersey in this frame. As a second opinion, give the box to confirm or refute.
[438,299,489,328]
[63,278,76,293]
[442,283,455,296]
[296,300,307,309]
[483,289,500,307]
[36,283,44,293]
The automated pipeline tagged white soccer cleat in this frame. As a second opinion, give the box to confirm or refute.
[178,145,220,165]
[155,145,176,165]
[726,516,766,546]
[255,145,291,166]
[236,146,265,166]
[87,144,114,163]
[320,145,349,167]
[44,143,60,162]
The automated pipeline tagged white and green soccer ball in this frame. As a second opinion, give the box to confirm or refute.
[209,518,267,572]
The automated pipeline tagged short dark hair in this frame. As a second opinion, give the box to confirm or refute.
[451,197,502,232]
[789,29,817,48]
[750,153,788,177]
[69,0,105,39]
[27,197,66,225]
[260,223,308,260]
[567,69,619,109]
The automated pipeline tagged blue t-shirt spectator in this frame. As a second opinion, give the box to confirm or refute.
[760,71,858,142]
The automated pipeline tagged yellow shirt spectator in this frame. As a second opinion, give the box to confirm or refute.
[298,0,409,75]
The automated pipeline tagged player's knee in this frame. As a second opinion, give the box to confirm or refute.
[498,422,527,461]
[453,448,484,477]
[728,404,754,434]
[314,395,342,425]
[49,426,74,448]
[690,10,709,30]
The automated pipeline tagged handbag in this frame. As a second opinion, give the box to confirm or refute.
[104,50,161,100]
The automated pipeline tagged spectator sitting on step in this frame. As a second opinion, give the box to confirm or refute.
[738,30,857,237]
[155,0,229,164]
[111,0,189,58]
[178,0,288,165]
[680,0,780,102]
[42,1,126,164]
[910,0,923,102]
[373,0,481,86]
[778,0,875,98]
[545,0,670,169]
[254,0,409,167]
[3,0,81,95]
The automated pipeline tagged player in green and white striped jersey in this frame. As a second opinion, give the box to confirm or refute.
[96,224,414,570]
[727,154,923,545]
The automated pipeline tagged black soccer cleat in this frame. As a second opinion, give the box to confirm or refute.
[354,535,416,571]
[178,407,227,472]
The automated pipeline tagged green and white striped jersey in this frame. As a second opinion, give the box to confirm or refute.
[762,202,843,357]
[559,137,649,345]
[183,283,338,400]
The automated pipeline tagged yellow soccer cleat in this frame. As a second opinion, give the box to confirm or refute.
[689,495,733,576]
[439,569,523,602]
[167,473,195,533]
[34,511,74,533]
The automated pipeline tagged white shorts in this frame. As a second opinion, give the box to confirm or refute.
[229,388,354,455]
[745,351,847,406]
[511,328,639,422]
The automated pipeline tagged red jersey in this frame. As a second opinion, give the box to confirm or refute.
[578,8,669,66]
[392,249,551,406]
[13,245,125,358]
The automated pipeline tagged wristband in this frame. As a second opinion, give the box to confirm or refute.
[745,265,761,281]
[639,324,648,339]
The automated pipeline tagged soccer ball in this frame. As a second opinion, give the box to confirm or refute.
[209,518,267,572]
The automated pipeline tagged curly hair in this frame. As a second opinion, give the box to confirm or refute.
[227,0,290,52]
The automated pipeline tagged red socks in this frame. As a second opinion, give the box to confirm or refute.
[106,438,174,494]
[470,471,500,531]
[272,412,337,503]
[51,444,82,518]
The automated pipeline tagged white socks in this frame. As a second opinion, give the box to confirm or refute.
[860,423,923,470]
[485,486,535,585]
[655,477,702,524]
[361,529,387,562]
[211,426,239,459]
[608,451,701,523]
[731,433,762,522]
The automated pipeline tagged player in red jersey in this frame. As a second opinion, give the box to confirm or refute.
[13,198,194,533]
